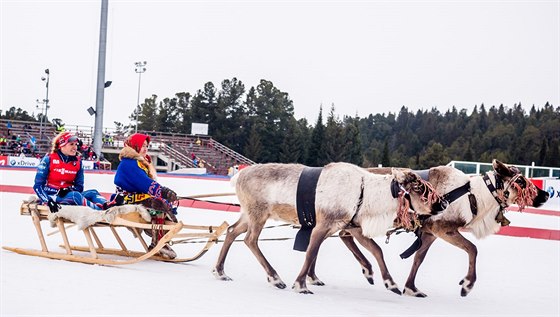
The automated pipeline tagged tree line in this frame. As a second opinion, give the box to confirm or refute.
[3,77,559,168]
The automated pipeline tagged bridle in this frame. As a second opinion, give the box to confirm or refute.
[482,171,536,212]
[482,172,509,211]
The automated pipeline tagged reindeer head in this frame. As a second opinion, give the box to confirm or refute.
[391,169,442,216]
[492,159,549,210]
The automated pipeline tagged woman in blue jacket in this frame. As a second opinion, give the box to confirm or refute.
[114,133,178,258]
[33,131,110,213]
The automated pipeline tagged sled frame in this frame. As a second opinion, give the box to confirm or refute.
[2,201,229,266]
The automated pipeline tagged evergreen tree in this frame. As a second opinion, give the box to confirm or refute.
[175,92,192,134]
[419,142,449,168]
[132,94,158,132]
[381,140,391,167]
[216,78,246,151]
[248,80,294,162]
[538,139,548,166]
[342,116,363,165]
[190,82,218,126]
[307,106,327,166]
[278,117,305,163]
[156,97,178,133]
[1,107,37,121]
[544,139,560,167]
[244,123,262,161]
[324,104,345,162]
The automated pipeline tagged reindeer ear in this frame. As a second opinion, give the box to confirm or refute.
[493,159,514,178]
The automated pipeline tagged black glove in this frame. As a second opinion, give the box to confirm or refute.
[57,187,72,198]
[47,199,61,213]
[161,187,178,203]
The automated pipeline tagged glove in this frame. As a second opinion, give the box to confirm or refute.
[161,187,178,203]
[57,187,72,198]
[47,199,61,213]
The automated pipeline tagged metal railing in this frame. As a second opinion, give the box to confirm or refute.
[448,160,560,178]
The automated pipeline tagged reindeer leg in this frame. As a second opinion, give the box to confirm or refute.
[338,229,375,285]
[243,218,286,289]
[213,218,248,281]
[403,231,437,297]
[346,228,402,295]
[306,256,325,286]
[292,226,331,294]
[436,229,477,297]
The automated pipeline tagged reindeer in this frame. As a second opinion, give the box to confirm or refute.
[339,159,549,297]
[212,162,441,294]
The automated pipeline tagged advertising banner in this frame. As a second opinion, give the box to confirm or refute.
[543,179,560,211]
[7,156,40,167]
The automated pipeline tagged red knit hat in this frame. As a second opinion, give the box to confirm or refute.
[56,132,79,148]
[125,133,150,153]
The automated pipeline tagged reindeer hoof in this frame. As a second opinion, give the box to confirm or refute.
[403,287,427,298]
[459,278,473,297]
[362,268,374,285]
[384,279,402,295]
[292,283,314,294]
[267,276,286,289]
[307,276,325,286]
[212,268,232,281]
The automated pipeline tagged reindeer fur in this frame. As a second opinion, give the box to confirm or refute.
[47,204,151,230]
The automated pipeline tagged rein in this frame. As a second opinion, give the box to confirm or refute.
[482,172,536,212]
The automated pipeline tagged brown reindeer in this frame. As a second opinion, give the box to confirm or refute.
[339,159,549,297]
[212,162,441,294]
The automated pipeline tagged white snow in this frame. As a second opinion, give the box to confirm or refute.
[1,168,559,316]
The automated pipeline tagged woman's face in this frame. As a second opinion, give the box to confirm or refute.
[60,141,78,156]
[140,140,148,156]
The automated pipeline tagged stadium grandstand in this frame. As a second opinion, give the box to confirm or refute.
[0,119,254,175]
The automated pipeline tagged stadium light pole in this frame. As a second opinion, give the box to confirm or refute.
[134,61,147,133]
[36,68,50,139]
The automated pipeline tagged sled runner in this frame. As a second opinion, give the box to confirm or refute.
[3,199,229,265]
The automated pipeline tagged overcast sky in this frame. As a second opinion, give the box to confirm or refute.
[1,0,559,131]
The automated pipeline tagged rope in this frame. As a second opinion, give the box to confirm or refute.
[179,196,240,207]
[169,223,293,245]
[171,233,344,245]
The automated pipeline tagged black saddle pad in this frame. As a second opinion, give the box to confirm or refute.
[293,167,323,252]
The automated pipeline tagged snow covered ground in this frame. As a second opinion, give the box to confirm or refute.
[1,168,559,316]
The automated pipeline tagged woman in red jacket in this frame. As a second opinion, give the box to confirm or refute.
[33,131,112,213]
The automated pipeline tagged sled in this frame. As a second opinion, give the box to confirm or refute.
[2,200,229,266]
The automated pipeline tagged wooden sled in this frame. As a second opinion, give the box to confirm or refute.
[2,200,229,266]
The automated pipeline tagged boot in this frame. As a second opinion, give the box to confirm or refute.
[102,193,125,210]
[149,242,177,259]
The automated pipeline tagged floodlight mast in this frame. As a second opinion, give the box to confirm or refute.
[134,61,147,133]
